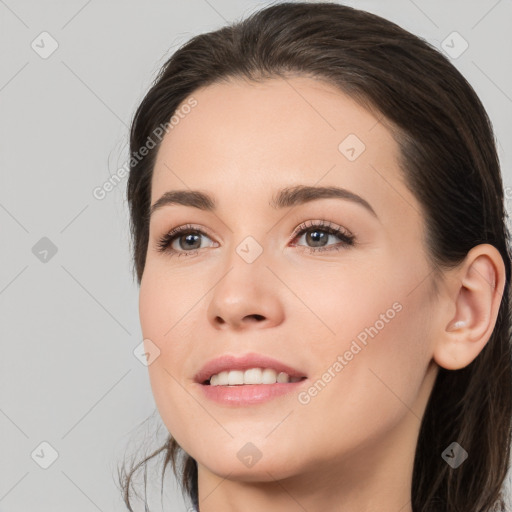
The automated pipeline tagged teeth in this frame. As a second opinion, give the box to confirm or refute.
[208,368,304,386]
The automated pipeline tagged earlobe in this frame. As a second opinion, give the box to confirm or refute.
[433,244,506,371]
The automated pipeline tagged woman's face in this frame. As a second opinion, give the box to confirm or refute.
[139,76,440,483]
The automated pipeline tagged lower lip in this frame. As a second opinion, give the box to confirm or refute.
[198,380,307,406]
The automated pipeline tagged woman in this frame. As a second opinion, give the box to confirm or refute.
[119,2,512,511]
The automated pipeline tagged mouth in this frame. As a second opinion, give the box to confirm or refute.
[200,377,307,387]
[197,367,308,406]
[194,353,308,387]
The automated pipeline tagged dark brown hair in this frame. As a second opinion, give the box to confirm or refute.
[119,2,512,511]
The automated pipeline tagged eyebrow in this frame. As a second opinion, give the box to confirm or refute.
[149,185,377,218]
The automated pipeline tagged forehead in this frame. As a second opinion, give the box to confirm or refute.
[150,75,420,226]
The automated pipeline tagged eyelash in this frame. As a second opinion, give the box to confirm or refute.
[155,220,356,257]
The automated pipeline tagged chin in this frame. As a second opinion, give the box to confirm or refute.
[198,455,303,482]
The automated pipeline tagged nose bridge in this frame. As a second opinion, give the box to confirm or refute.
[206,232,284,329]
[220,211,275,272]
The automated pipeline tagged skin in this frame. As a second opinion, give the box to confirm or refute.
[138,75,506,512]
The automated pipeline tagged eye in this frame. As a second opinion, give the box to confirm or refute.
[156,220,356,258]
[156,224,217,256]
[290,220,355,253]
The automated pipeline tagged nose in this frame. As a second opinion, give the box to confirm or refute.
[206,263,285,331]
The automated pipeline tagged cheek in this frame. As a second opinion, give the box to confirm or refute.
[290,304,431,468]
[282,259,396,351]
[292,262,433,422]
[138,269,196,425]
[138,262,203,345]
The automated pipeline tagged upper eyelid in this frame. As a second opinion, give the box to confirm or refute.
[293,219,353,236]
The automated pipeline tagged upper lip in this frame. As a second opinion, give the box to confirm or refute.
[194,352,308,384]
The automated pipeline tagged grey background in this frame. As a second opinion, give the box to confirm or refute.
[1,0,511,511]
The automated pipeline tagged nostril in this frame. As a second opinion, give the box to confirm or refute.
[245,314,265,322]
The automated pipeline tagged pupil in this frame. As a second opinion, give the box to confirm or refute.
[307,230,327,247]
[182,234,200,250]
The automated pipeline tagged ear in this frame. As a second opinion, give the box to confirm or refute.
[433,244,506,370]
